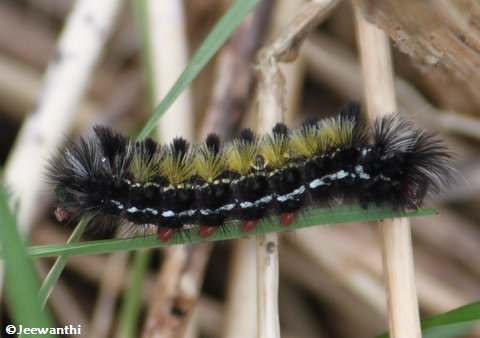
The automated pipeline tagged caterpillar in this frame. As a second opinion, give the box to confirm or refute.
[47,102,453,242]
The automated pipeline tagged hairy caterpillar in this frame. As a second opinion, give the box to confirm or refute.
[48,103,452,242]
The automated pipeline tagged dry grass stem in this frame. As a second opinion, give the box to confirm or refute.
[4,0,124,230]
[88,251,129,338]
[141,2,202,337]
[254,1,342,336]
[354,5,421,337]
[142,248,189,338]
[148,0,193,141]
[280,243,384,337]
[199,0,274,140]
[222,239,257,338]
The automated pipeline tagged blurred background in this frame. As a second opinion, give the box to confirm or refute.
[0,0,479,337]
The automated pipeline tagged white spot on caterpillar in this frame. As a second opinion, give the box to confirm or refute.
[200,203,236,215]
[309,178,327,189]
[179,209,196,217]
[144,182,160,188]
[361,148,371,156]
[125,205,159,215]
[336,170,348,179]
[309,169,356,189]
[220,203,235,211]
[240,195,273,209]
[239,201,253,208]
[111,200,124,210]
[162,210,175,218]
[276,185,305,202]
[355,165,371,180]
[145,208,158,215]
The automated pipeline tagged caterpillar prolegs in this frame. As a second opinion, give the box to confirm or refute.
[48,103,452,242]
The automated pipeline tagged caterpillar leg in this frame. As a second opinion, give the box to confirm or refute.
[280,212,296,226]
[157,227,176,242]
[199,224,219,238]
[240,219,260,232]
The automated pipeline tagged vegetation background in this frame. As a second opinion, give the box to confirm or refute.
[0,1,479,337]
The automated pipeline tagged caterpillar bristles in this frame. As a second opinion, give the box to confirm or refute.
[260,123,290,170]
[47,102,454,242]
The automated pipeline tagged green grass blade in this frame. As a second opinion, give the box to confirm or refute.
[38,217,89,307]
[0,185,55,337]
[376,301,480,338]
[421,301,480,329]
[131,0,155,110]
[116,250,151,338]
[19,207,434,258]
[423,322,474,338]
[135,0,260,141]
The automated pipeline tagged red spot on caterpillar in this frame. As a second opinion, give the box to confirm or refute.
[199,224,218,238]
[241,219,259,232]
[280,212,296,226]
[158,228,175,242]
[54,207,71,222]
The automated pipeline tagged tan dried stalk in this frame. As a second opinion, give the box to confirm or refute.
[354,4,422,338]
[141,1,199,338]
[254,1,341,337]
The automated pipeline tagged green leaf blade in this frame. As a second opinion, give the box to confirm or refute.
[376,301,480,338]
[21,206,434,258]
[38,217,89,307]
[0,186,56,337]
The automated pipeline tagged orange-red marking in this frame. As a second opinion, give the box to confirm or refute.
[199,224,218,238]
[157,228,175,242]
[240,219,259,232]
[280,212,296,226]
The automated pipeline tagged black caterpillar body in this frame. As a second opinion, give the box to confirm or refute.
[48,103,452,241]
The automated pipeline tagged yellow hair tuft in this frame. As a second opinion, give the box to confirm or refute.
[259,135,290,169]
[320,116,354,149]
[130,145,162,182]
[225,140,258,175]
[194,146,226,182]
[290,125,322,157]
[159,152,194,186]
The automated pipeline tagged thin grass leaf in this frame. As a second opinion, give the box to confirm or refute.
[116,250,151,338]
[38,217,90,308]
[131,0,155,110]
[17,207,435,258]
[421,301,480,329]
[135,0,260,141]
[0,185,55,337]
[423,322,474,338]
[376,300,480,338]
